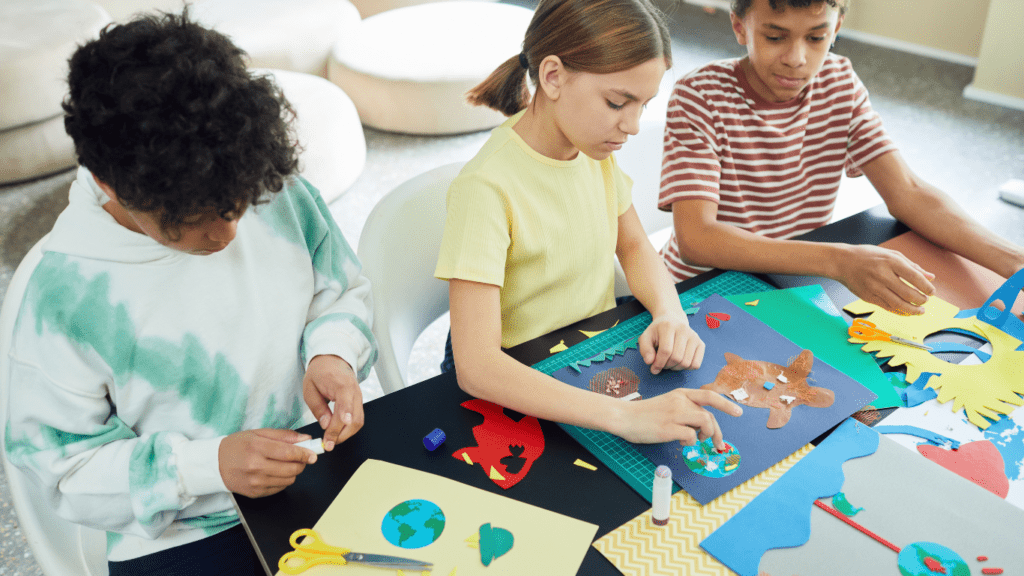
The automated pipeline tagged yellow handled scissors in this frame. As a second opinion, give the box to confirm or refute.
[848,319,932,351]
[279,529,433,574]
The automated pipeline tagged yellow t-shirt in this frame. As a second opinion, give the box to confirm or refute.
[435,111,633,348]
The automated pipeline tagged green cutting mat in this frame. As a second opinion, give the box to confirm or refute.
[532,270,773,502]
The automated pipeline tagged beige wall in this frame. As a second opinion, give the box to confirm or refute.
[842,0,990,59]
[970,0,1024,101]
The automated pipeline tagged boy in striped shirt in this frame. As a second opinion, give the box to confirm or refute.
[658,0,1023,314]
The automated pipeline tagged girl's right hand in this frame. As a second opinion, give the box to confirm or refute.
[219,429,318,498]
[615,389,743,450]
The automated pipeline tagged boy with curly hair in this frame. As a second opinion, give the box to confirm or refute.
[658,0,1024,312]
[3,10,376,575]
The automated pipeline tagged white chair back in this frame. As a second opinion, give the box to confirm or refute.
[0,234,108,576]
[357,162,464,393]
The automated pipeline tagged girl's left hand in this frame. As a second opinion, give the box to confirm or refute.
[639,312,705,374]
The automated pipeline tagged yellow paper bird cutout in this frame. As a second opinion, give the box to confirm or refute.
[844,296,1024,429]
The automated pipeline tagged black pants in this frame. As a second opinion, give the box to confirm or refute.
[108,524,263,576]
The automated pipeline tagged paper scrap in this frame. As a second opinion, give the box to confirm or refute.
[549,340,568,354]
[745,300,760,306]
[574,459,597,471]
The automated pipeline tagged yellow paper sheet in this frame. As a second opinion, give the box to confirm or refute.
[275,459,597,576]
[593,445,812,576]
[845,297,1024,429]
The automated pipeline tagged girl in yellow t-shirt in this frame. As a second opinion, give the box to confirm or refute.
[435,0,742,448]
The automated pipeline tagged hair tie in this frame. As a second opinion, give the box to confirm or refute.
[518,53,529,70]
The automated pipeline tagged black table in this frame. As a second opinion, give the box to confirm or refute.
[234,204,1019,576]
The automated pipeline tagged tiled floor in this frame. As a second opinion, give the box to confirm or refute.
[2,2,1023,574]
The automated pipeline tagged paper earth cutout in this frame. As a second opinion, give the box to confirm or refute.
[897,542,969,576]
[380,499,446,549]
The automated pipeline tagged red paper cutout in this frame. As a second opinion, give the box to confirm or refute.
[453,399,545,490]
[978,556,989,562]
[923,557,947,574]
[705,312,731,329]
[917,440,1009,498]
[981,569,1003,575]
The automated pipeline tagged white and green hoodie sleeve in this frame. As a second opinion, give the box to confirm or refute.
[255,177,378,380]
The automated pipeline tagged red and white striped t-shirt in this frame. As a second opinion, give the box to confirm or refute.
[658,54,897,282]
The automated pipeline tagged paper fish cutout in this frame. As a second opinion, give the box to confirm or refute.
[453,400,545,489]
[845,296,1024,429]
[701,350,835,428]
[589,367,641,400]
[465,523,514,566]
[917,440,1009,498]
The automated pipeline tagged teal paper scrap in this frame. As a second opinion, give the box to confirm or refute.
[569,337,639,373]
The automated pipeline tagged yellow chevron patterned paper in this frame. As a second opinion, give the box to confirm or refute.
[593,445,812,576]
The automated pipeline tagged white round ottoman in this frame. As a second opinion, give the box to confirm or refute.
[193,0,361,77]
[0,0,111,131]
[0,117,77,186]
[260,69,366,203]
[348,0,495,19]
[328,1,534,135]
[93,0,185,22]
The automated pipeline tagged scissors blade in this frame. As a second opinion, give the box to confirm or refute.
[891,336,933,351]
[344,552,433,570]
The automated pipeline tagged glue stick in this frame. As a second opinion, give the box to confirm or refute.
[652,465,672,526]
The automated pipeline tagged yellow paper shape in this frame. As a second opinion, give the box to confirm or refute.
[488,466,505,481]
[460,452,473,465]
[593,445,811,575]
[549,340,569,354]
[745,300,760,306]
[844,297,1024,429]
[465,534,479,549]
[279,460,597,576]
[573,459,597,471]
[580,320,619,338]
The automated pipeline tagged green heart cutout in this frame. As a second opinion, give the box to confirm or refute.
[479,523,514,566]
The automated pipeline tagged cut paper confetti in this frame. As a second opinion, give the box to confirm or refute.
[725,286,900,409]
[589,367,642,400]
[452,399,544,489]
[573,459,597,471]
[285,460,597,576]
[550,295,876,505]
[592,446,811,576]
[701,420,1024,576]
[845,294,1024,428]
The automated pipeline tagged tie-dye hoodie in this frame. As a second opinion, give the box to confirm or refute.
[4,167,377,561]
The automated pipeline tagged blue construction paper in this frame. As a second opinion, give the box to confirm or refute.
[549,295,877,505]
[900,372,940,407]
[873,425,960,450]
[700,419,879,576]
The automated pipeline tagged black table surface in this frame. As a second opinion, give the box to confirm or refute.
[234,204,1017,575]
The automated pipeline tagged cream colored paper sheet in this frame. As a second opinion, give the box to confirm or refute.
[275,459,598,576]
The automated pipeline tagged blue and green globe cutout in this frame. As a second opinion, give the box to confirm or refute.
[381,499,446,549]
[683,438,741,478]
[897,542,969,576]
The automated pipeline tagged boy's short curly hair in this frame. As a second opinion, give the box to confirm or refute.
[732,0,849,18]
[63,9,300,233]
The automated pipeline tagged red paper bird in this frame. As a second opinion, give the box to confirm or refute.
[453,399,545,489]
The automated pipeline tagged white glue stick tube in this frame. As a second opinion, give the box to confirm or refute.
[294,438,325,455]
[652,465,672,526]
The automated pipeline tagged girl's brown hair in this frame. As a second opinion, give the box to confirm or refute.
[467,0,672,116]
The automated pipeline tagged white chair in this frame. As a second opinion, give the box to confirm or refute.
[357,162,463,394]
[0,235,108,576]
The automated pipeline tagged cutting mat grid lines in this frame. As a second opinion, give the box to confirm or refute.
[532,271,774,501]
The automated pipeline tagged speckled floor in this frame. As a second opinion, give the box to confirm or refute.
[2,2,1023,574]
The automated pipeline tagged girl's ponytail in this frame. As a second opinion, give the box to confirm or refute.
[466,54,532,117]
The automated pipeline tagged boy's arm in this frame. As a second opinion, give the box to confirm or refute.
[671,198,938,314]
[616,205,705,373]
[861,150,1024,281]
[449,279,741,449]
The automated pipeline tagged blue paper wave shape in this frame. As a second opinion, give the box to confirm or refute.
[700,418,880,576]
